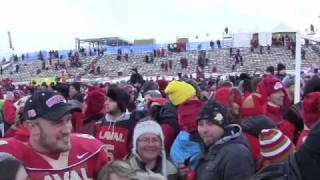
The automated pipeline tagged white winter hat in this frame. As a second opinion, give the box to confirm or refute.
[133,120,164,148]
[132,119,167,179]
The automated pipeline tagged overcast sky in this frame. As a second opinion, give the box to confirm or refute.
[0,0,319,55]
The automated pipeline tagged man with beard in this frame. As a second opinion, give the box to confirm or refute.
[194,100,255,180]
[0,90,108,179]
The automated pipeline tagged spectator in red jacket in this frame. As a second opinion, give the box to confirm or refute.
[283,75,320,145]
[73,86,106,133]
[214,87,242,124]
[4,95,30,141]
[240,94,276,165]
[78,87,106,134]
[296,92,320,149]
[157,77,169,97]
[2,91,17,127]
[257,75,295,140]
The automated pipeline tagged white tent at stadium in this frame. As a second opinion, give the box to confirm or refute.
[232,33,252,47]
[258,32,272,46]
[232,26,273,47]
[232,28,253,48]
[0,30,12,60]
[272,23,296,33]
[271,23,296,46]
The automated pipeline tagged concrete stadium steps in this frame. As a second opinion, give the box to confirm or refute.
[2,46,320,82]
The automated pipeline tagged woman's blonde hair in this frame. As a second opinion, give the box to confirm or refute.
[97,160,135,180]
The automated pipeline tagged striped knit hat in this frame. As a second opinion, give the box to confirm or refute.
[259,129,295,163]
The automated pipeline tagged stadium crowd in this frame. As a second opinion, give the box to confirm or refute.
[0,58,320,180]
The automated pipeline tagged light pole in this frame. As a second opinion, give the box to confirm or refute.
[7,31,15,63]
[294,32,301,104]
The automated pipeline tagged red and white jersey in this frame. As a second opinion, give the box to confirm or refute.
[94,117,134,161]
[0,133,108,180]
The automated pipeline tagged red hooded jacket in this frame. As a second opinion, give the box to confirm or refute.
[266,104,295,141]
[2,100,17,125]
[177,99,204,133]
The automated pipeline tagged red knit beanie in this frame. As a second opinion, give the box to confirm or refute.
[303,92,320,128]
[257,75,291,107]
[85,89,106,118]
[257,75,284,99]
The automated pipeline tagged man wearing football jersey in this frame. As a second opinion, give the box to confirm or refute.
[0,90,108,180]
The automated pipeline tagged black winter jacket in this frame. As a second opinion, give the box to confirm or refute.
[196,124,255,180]
[248,155,302,180]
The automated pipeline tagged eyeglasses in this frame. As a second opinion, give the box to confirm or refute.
[138,137,161,145]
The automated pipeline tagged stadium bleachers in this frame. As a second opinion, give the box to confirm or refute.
[1,46,320,82]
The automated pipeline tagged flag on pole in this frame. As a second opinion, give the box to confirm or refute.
[8,31,14,50]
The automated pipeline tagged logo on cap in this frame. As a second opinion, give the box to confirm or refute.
[213,112,223,125]
[28,109,37,118]
[46,95,66,108]
[274,82,283,90]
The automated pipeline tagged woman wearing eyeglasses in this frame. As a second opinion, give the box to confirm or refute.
[125,119,178,180]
